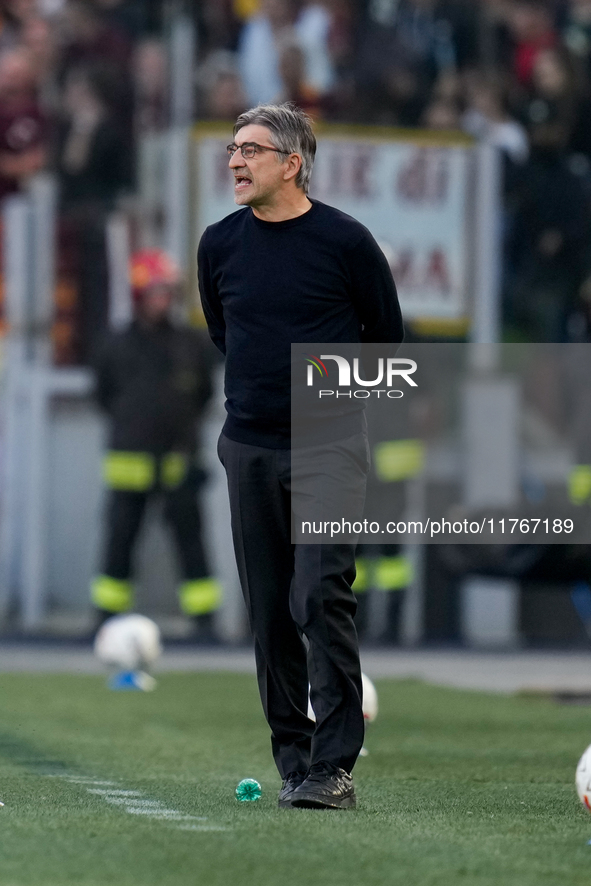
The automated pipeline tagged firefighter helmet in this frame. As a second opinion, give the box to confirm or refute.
[130,249,182,302]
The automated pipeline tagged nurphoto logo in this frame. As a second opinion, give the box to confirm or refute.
[304,354,418,399]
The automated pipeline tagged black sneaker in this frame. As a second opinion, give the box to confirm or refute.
[278,771,307,808]
[290,762,356,809]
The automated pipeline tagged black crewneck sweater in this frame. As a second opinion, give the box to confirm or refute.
[198,199,403,449]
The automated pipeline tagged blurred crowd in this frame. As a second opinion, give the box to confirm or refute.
[1,0,591,354]
[195,0,591,345]
[0,0,164,360]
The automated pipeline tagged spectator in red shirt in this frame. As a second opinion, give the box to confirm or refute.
[506,0,558,87]
[21,16,61,116]
[0,0,21,53]
[59,0,132,78]
[132,37,168,134]
[58,0,132,138]
[274,39,323,118]
[0,47,47,202]
[3,0,36,27]
[56,62,132,363]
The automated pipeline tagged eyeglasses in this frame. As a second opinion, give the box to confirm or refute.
[226,142,292,160]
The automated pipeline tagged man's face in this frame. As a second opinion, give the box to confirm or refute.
[138,284,174,323]
[229,124,289,208]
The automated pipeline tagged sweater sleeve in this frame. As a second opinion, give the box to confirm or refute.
[198,229,227,356]
[191,328,216,412]
[347,231,404,344]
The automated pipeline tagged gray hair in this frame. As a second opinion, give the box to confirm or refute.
[234,102,316,193]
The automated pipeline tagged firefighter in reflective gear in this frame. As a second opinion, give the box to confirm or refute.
[91,249,222,638]
[354,362,425,643]
[354,439,423,642]
[564,344,591,508]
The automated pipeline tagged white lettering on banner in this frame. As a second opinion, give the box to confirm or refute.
[195,134,471,319]
[381,246,452,296]
[396,148,450,205]
[322,145,377,200]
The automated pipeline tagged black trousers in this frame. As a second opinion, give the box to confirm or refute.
[218,432,368,777]
[103,474,209,581]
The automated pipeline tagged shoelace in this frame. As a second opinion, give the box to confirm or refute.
[306,762,341,781]
[283,770,306,786]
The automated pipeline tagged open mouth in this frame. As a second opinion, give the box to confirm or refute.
[234,176,252,190]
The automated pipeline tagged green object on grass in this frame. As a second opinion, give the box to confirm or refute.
[0,672,590,885]
[235,778,262,802]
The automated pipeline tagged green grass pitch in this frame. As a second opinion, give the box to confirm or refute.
[0,671,590,885]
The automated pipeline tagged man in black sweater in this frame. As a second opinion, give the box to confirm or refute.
[198,103,403,808]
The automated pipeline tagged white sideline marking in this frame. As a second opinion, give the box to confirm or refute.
[177,825,229,832]
[41,771,229,832]
[123,808,205,819]
[103,798,163,807]
[123,807,176,816]
[92,789,211,824]
[62,777,117,786]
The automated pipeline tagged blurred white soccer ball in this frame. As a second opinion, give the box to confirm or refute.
[94,614,162,671]
[307,672,378,723]
[361,673,378,723]
[576,744,591,811]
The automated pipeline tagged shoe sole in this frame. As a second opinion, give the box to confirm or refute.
[277,796,297,808]
[290,792,356,810]
[278,784,306,808]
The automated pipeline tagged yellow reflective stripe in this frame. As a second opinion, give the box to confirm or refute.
[374,440,425,482]
[161,453,189,489]
[352,557,371,593]
[233,0,259,20]
[91,576,133,612]
[375,556,413,591]
[179,578,222,615]
[103,452,155,491]
[568,465,591,505]
[410,316,471,338]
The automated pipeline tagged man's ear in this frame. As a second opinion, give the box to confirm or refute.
[283,152,302,184]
